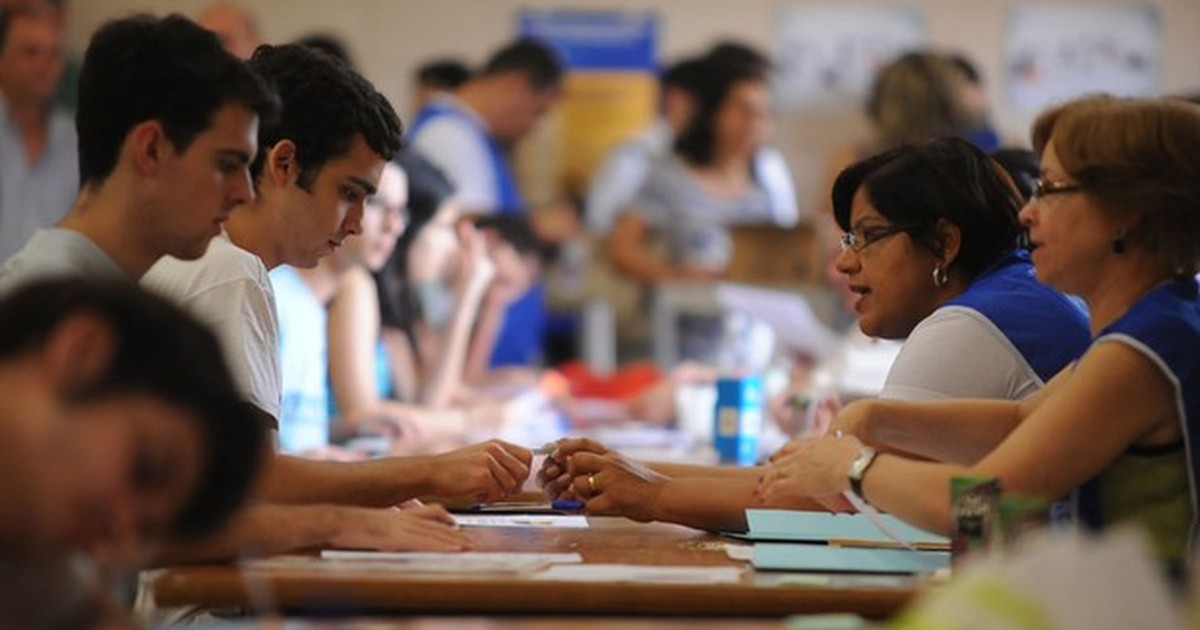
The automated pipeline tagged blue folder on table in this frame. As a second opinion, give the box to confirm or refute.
[752,543,950,574]
[735,509,948,548]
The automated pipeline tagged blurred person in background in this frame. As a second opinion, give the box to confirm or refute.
[196,1,261,61]
[412,57,470,113]
[0,3,76,261]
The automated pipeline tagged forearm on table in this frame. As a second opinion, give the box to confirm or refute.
[147,503,346,565]
[256,454,433,507]
[649,462,761,479]
[649,476,824,532]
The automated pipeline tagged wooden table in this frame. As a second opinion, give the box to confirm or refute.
[152,517,919,619]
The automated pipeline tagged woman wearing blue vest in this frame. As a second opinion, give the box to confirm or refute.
[763,95,1200,571]
[538,137,1091,530]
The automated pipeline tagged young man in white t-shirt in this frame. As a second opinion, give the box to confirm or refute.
[143,43,533,560]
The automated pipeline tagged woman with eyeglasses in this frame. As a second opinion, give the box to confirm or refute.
[535,136,1089,531]
[762,95,1200,571]
[827,136,1089,402]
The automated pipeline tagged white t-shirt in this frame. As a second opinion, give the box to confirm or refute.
[142,232,281,422]
[880,306,1043,402]
[409,95,498,214]
[0,228,127,296]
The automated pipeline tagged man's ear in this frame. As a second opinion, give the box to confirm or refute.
[128,120,169,176]
[264,140,299,188]
[39,313,116,397]
[933,218,963,268]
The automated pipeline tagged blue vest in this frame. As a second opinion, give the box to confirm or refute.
[409,102,544,367]
[945,250,1091,383]
[409,102,524,215]
[1078,278,1200,542]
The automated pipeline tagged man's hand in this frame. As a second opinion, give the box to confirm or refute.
[328,504,472,551]
[423,440,532,502]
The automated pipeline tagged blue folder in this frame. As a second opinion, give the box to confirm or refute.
[753,543,950,574]
[739,509,948,548]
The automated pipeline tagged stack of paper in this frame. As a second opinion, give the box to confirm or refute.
[741,509,948,549]
[738,509,950,574]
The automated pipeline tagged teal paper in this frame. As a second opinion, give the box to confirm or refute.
[744,509,947,546]
[753,543,950,573]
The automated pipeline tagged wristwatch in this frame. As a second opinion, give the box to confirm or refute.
[847,446,879,500]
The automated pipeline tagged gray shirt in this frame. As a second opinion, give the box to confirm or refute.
[630,156,774,270]
[0,95,79,261]
[0,228,127,297]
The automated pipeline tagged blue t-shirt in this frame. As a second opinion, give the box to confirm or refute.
[270,265,330,452]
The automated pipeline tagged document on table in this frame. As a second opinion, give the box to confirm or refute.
[752,543,950,574]
[740,509,948,549]
[268,551,589,575]
[452,514,590,528]
[533,564,743,584]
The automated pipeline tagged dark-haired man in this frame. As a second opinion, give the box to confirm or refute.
[143,43,531,557]
[0,12,275,292]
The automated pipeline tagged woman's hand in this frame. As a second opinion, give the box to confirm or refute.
[564,450,670,522]
[757,434,861,513]
[536,438,610,499]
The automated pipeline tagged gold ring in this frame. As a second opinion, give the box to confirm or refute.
[587,474,597,494]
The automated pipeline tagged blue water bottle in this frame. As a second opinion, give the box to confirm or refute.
[712,375,764,466]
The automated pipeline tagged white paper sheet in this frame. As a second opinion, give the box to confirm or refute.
[319,550,583,565]
[532,564,742,584]
[452,514,590,529]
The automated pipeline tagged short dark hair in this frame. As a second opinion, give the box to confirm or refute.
[704,40,772,74]
[481,38,563,92]
[0,279,266,540]
[660,57,705,95]
[295,32,354,68]
[473,213,542,257]
[248,43,404,189]
[416,58,471,90]
[832,136,1023,281]
[674,61,766,166]
[76,14,277,186]
[990,147,1040,202]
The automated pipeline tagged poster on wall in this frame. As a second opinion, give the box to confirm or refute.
[773,6,927,111]
[518,10,659,198]
[1006,4,1161,112]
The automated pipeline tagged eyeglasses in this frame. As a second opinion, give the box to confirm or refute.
[839,224,910,253]
[1032,178,1083,201]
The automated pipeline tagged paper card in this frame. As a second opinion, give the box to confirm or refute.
[533,564,743,584]
[317,550,584,570]
[753,543,950,574]
[247,552,582,575]
[744,509,947,548]
[452,515,590,529]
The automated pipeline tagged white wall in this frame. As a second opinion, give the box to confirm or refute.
[67,0,1200,216]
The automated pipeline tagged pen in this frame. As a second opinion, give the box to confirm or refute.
[467,499,584,512]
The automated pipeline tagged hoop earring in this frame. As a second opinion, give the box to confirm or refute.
[1112,234,1127,255]
[932,265,949,288]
